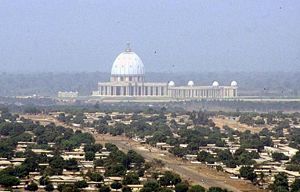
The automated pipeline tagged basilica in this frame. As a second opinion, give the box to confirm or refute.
[92,44,238,99]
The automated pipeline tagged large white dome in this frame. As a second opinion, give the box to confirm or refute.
[111,49,145,76]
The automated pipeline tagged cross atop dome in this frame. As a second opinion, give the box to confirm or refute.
[125,41,131,52]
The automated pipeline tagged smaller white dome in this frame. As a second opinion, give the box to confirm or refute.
[212,81,219,87]
[187,81,194,86]
[231,81,237,87]
[168,81,175,87]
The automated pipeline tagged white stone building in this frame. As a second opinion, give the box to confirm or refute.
[58,91,78,98]
[92,44,238,99]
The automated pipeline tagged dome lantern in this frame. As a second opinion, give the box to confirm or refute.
[125,41,132,52]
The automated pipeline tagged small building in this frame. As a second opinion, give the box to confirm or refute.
[58,91,78,98]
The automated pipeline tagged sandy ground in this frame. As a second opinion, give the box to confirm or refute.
[212,117,269,133]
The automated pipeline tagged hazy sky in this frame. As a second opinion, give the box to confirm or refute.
[0,0,299,73]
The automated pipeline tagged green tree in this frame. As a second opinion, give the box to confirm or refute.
[49,155,65,175]
[217,149,233,162]
[122,186,132,192]
[74,180,88,189]
[58,184,80,192]
[22,150,40,172]
[160,171,182,186]
[94,159,104,167]
[85,151,96,161]
[160,188,173,192]
[26,182,38,191]
[122,173,140,185]
[99,185,111,192]
[291,179,300,192]
[87,172,104,182]
[105,164,126,177]
[57,113,66,122]
[84,144,102,153]
[126,150,145,167]
[188,185,205,192]
[105,143,118,152]
[111,182,122,190]
[270,173,289,192]
[272,186,289,192]
[175,183,189,192]
[39,176,50,186]
[197,150,215,163]
[140,188,153,192]
[64,158,79,171]
[141,180,160,192]
[292,151,300,164]
[239,166,257,182]
[286,164,300,171]
[272,152,289,162]
[45,183,54,192]
[0,175,20,187]
[208,187,226,192]
[169,146,187,158]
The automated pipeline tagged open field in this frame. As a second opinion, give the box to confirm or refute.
[212,117,269,133]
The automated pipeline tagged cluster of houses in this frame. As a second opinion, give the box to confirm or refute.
[53,111,192,128]
[0,141,150,191]
[50,111,300,189]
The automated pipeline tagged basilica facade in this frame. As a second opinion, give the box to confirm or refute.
[92,45,238,99]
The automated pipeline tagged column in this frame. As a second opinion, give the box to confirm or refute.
[113,86,116,96]
[126,86,129,96]
[120,86,124,96]
[108,86,111,96]
[132,85,136,96]
[99,86,102,96]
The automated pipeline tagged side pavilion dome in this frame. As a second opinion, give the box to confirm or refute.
[187,81,194,86]
[168,81,175,87]
[212,81,219,87]
[111,44,145,76]
[231,81,238,87]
